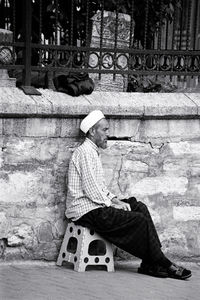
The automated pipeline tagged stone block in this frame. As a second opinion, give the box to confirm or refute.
[137,119,200,143]
[0,88,37,115]
[4,247,26,260]
[0,169,56,205]
[142,93,197,117]
[25,118,61,137]
[108,119,141,138]
[0,148,3,169]
[37,222,53,243]
[56,139,78,163]
[0,212,10,239]
[34,242,58,260]
[130,176,188,197]
[0,77,16,87]
[163,159,188,176]
[84,92,144,117]
[168,141,200,156]
[2,118,61,137]
[173,206,200,221]
[0,239,6,258]
[190,162,200,176]
[0,119,2,135]
[3,137,59,164]
[160,227,189,258]
[3,119,27,136]
[7,235,23,246]
[52,219,67,238]
[60,118,81,137]
[31,92,53,115]
[123,159,149,173]
[39,89,89,116]
[185,93,200,115]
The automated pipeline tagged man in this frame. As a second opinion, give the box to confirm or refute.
[66,110,191,280]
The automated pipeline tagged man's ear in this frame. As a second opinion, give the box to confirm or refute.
[88,127,95,137]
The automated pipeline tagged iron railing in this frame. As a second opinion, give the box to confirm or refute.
[0,0,200,94]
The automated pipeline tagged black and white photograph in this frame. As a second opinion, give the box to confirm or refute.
[0,1,200,299]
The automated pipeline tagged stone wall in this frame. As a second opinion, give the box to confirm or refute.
[0,88,200,262]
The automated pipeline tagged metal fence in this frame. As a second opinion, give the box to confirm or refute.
[0,0,200,94]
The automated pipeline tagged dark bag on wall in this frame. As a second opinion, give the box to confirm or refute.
[53,72,94,96]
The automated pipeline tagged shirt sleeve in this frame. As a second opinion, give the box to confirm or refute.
[79,152,112,206]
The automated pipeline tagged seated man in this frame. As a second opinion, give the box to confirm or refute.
[65,110,191,280]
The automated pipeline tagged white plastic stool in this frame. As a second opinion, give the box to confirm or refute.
[56,222,114,272]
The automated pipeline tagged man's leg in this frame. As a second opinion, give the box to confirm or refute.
[75,198,191,279]
[75,204,167,267]
[122,197,162,247]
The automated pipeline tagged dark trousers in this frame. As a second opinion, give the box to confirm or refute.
[75,197,171,267]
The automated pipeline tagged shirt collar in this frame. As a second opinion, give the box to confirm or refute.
[85,138,100,155]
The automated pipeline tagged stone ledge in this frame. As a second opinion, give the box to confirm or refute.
[0,87,199,118]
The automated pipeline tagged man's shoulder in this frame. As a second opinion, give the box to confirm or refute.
[72,141,90,159]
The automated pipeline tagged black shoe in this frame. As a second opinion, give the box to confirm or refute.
[167,264,192,280]
[138,263,168,278]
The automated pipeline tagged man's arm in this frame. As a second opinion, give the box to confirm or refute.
[111,197,131,211]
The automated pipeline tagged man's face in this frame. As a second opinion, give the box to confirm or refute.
[93,118,109,149]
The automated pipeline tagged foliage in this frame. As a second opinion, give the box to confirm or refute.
[0,0,181,49]
[35,0,181,48]
[127,75,178,92]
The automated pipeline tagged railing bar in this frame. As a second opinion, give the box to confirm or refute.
[158,0,163,50]
[113,0,119,81]
[85,0,90,68]
[0,65,24,70]
[165,20,169,50]
[69,0,75,69]
[179,0,183,50]
[12,0,16,64]
[186,0,192,50]
[85,0,90,46]
[38,0,43,66]
[128,0,135,85]
[55,0,58,45]
[129,0,134,49]
[23,0,32,86]
[99,0,104,80]
[1,63,199,77]
[30,43,200,55]
[28,65,200,77]
[192,0,198,50]
[172,0,178,49]
[144,0,149,49]
[70,0,74,46]
[114,4,119,47]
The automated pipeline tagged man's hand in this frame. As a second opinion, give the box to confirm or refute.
[111,197,131,211]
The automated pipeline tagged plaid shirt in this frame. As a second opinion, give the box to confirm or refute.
[65,138,116,221]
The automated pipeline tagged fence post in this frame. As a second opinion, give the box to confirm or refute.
[21,0,41,95]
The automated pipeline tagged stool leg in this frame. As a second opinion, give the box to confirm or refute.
[106,260,115,272]
[74,261,86,272]
[105,244,115,272]
[73,228,88,272]
[56,227,70,266]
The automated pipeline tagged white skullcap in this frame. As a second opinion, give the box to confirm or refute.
[80,110,105,134]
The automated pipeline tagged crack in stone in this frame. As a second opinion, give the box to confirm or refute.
[117,155,124,193]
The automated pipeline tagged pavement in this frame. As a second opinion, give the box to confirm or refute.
[0,260,200,300]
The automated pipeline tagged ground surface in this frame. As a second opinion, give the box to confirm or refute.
[0,260,199,300]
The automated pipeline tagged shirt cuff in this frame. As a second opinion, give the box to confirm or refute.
[104,199,111,207]
[106,191,116,201]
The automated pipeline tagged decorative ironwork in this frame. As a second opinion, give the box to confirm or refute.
[0,0,199,90]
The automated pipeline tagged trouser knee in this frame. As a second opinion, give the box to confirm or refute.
[138,201,149,215]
